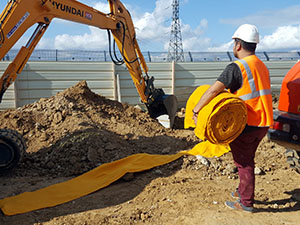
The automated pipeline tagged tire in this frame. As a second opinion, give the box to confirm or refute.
[0,129,26,175]
[285,148,300,174]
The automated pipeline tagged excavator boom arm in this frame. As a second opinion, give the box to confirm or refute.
[0,0,149,101]
[0,0,177,124]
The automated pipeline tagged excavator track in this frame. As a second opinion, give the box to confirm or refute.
[0,129,26,175]
[285,149,300,174]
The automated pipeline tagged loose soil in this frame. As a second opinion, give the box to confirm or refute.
[0,81,299,225]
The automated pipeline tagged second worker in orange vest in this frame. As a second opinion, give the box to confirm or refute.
[192,24,273,213]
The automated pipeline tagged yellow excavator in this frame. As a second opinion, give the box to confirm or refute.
[0,0,178,174]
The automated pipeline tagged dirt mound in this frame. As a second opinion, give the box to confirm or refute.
[0,81,200,176]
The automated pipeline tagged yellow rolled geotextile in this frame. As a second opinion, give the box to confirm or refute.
[0,85,247,216]
[184,85,247,144]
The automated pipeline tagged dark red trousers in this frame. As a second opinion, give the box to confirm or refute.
[229,126,269,207]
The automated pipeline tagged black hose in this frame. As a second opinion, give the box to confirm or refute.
[107,29,124,65]
[107,20,140,65]
[118,21,138,64]
[113,38,123,64]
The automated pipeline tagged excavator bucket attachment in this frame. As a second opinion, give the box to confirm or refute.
[146,88,178,128]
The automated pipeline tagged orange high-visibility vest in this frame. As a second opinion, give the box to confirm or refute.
[233,55,273,127]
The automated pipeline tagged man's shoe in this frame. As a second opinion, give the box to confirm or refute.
[231,188,241,199]
[225,200,254,213]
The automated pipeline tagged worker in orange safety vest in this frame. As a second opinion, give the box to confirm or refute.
[192,24,273,212]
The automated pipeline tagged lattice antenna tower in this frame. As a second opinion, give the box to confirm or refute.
[167,0,184,62]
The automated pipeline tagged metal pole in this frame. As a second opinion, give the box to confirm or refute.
[112,63,118,101]
[226,52,232,61]
[117,74,121,102]
[263,52,270,61]
[172,61,175,95]
[188,51,193,62]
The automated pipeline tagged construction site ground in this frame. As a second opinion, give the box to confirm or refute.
[0,81,300,225]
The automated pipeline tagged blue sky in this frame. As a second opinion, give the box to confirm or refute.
[2,0,300,51]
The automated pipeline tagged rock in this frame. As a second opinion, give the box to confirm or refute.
[254,167,265,175]
[140,212,148,220]
[68,102,75,109]
[61,109,68,117]
[122,173,134,181]
[40,132,49,141]
[46,161,55,169]
[292,192,300,201]
[87,147,105,162]
[196,155,210,166]
[70,156,78,165]
[53,111,63,124]
[105,143,116,150]
[153,169,163,175]
[224,164,238,174]
[87,148,99,162]
[162,147,171,154]
[134,105,143,111]
[111,117,117,123]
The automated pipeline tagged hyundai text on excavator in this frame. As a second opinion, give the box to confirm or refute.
[0,0,178,174]
[268,60,300,173]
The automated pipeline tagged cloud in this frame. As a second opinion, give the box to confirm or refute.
[208,25,300,52]
[93,1,110,13]
[259,25,300,50]
[54,28,108,50]
[129,0,175,50]
[134,0,172,42]
[180,19,211,51]
[51,0,212,51]
[132,0,212,51]
[51,0,172,50]
[36,38,55,49]
[221,5,300,28]
[207,40,233,52]
[216,4,300,51]
[54,1,110,50]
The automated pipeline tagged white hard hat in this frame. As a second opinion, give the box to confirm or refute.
[232,24,259,44]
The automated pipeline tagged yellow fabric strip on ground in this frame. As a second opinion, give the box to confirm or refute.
[0,152,184,216]
[0,144,227,216]
[0,144,229,216]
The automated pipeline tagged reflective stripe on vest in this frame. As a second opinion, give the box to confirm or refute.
[237,59,272,101]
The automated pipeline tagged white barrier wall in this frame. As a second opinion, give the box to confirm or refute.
[0,61,296,110]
